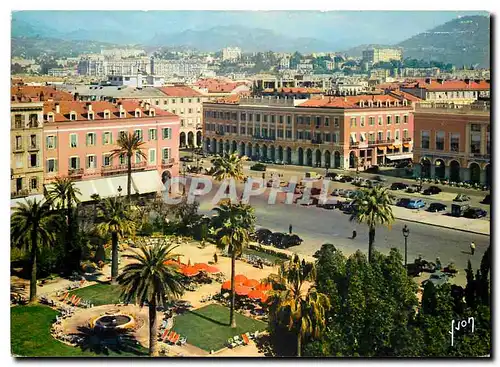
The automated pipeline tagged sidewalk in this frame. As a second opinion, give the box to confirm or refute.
[391,206,490,236]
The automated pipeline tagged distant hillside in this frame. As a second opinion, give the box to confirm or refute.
[398,15,490,68]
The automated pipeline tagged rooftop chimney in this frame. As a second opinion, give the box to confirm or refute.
[86,102,92,111]
[55,102,60,114]
[437,79,444,84]
[425,78,432,84]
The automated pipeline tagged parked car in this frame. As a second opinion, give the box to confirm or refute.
[300,198,319,206]
[423,186,442,195]
[340,175,354,183]
[310,187,322,196]
[453,194,471,202]
[406,185,421,193]
[396,198,412,207]
[481,194,491,205]
[250,163,267,171]
[325,172,337,180]
[428,202,447,212]
[254,228,272,244]
[341,190,354,198]
[407,199,425,209]
[421,271,449,288]
[342,202,359,214]
[333,174,344,182]
[365,165,380,173]
[179,156,194,162]
[317,202,336,210]
[274,160,285,165]
[331,188,345,196]
[372,175,387,182]
[463,207,487,219]
[391,182,408,191]
[451,203,470,217]
[406,263,423,277]
[280,234,303,249]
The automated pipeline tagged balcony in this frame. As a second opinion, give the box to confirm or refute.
[311,139,323,145]
[253,135,275,142]
[368,139,395,146]
[68,168,84,177]
[349,142,359,148]
[469,153,490,162]
[161,158,176,169]
[101,162,147,176]
[402,137,412,143]
[196,124,203,130]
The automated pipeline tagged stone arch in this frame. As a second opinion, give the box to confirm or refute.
[270,145,276,161]
[349,151,356,169]
[324,150,331,169]
[334,151,341,168]
[196,131,202,147]
[286,147,292,164]
[306,148,313,167]
[315,149,322,167]
[434,159,446,179]
[298,147,304,166]
[469,162,481,183]
[262,144,268,160]
[180,132,186,148]
[211,138,217,154]
[218,139,224,155]
[187,131,194,148]
[246,142,253,157]
[204,137,211,152]
[231,140,237,154]
[240,142,246,157]
[420,157,431,178]
[278,146,284,162]
[254,144,260,159]
[449,160,461,182]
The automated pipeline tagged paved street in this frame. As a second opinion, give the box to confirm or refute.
[171,176,490,287]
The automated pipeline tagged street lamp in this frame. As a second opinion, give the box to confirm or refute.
[402,224,410,268]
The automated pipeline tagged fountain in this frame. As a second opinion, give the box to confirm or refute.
[91,313,135,331]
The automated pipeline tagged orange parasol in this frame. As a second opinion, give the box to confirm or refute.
[261,294,269,303]
[221,280,232,290]
[243,279,260,289]
[164,260,180,267]
[182,266,200,277]
[194,263,210,271]
[247,289,265,300]
[235,285,252,296]
[234,274,248,283]
[205,265,221,274]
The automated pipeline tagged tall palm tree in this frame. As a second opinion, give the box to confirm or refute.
[11,199,61,302]
[110,132,147,201]
[117,241,184,356]
[349,186,394,262]
[45,177,81,271]
[210,201,255,328]
[96,197,135,283]
[212,152,247,182]
[266,255,331,357]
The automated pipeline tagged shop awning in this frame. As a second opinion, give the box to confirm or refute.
[92,178,116,199]
[107,175,134,197]
[73,180,98,202]
[387,145,395,150]
[11,194,45,209]
[132,171,165,194]
[386,154,413,161]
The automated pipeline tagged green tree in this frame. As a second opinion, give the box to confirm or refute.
[110,132,147,201]
[266,255,331,357]
[10,199,61,301]
[117,240,184,356]
[211,152,246,183]
[96,197,135,282]
[45,177,82,272]
[210,202,255,328]
[349,187,394,262]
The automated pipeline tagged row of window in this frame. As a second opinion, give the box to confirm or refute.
[46,109,156,122]
[158,97,202,106]
[349,115,408,128]
[13,176,40,191]
[13,153,40,169]
[166,108,201,115]
[350,130,410,144]
[45,128,172,149]
[420,125,490,154]
[13,114,40,129]
[14,134,39,150]
[47,148,172,172]
[426,91,478,99]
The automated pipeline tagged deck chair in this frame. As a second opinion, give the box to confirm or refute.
[242,334,250,345]
[173,334,180,345]
[161,329,171,342]
[168,332,177,344]
[69,294,76,304]
[61,292,69,302]
[73,297,81,307]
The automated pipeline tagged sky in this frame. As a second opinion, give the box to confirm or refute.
[13,10,489,45]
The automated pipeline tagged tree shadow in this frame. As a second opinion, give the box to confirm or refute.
[188,309,230,327]
[72,325,146,356]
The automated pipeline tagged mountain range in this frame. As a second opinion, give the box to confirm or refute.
[11,13,490,67]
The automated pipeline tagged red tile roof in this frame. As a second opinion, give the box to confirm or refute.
[42,100,175,123]
[278,87,323,94]
[388,90,422,102]
[158,85,202,97]
[11,86,74,103]
[194,79,248,93]
[212,95,241,104]
[298,95,410,109]
[404,79,490,91]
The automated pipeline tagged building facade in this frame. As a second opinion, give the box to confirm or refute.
[42,100,180,189]
[362,48,403,65]
[203,95,415,170]
[11,102,45,198]
[222,47,242,62]
[412,102,490,185]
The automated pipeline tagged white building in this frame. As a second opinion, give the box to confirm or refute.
[106,74,165,88]
[222,47,242,62]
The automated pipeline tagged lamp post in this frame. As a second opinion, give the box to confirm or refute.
[402,224,410,268]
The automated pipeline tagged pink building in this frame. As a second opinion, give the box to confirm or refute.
[42,99,180,200]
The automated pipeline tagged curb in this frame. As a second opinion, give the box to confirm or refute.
[394,216,490,236]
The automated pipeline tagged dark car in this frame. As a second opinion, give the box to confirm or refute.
[463,207,487,219]
[454,194,471,202]
[372,175,387,182]
[428,202,447,212]
[281,234,303,249]
[396,198,412,208]
[406,185,421,193]
[254,228,272,244]
[365,165,380,173]
[391,182,408,191]
[317,202,336,210]
[421,271,449,288]
[250,163,267,171]
[180,156,194,162]
[300,197,319,206]
[406,263,423,277]
[423,186,442,195]
[269,232,286,248]
[481,194,491,205]
[340,175,354,183]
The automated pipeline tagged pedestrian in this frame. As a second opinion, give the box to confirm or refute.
[262,172,266,180]
[289,224,293,234]
[470,241,476,255]
[352,230,357,239]
[213,252,218,264]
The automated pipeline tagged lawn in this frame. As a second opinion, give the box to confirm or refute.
[172,304,267,352]
[244,248,286,265]
[11,304,147,357]
[70,283,123,306]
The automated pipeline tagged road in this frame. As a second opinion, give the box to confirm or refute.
[170,176,490,286]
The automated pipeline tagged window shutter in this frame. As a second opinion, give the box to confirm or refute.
[55,159,58,172]
[76,157,80,169]
[46,159,49,172]
[68,157,71,170]
[54,136,57,148]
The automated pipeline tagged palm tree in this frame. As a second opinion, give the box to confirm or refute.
[210,201,255,328]
[45,177,81,271]
[11,199,61,302]
[96,197,135,283]
[266,255,331,357]
[110,132,147,201]
[117,241,184,356]
[349,186,394,262]
[212,152,247,182]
